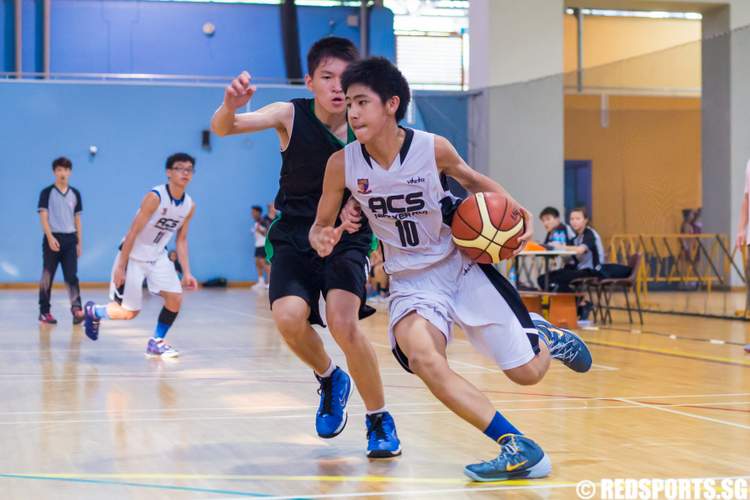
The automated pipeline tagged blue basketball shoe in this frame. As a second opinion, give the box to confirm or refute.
[145,339,179,359]
[83,301,100,341]
[530,313,592,373]
[365,411,401,458]
[464,434,551,482]
[315,367,352,438]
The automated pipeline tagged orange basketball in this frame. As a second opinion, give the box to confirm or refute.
[451,192,525,264]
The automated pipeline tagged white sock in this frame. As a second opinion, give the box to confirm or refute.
[366,406,388,416]
[315,360,335,378]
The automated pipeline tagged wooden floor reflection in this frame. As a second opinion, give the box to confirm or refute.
[0,289,748,499]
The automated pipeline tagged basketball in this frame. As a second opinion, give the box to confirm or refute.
[451,192,525,264]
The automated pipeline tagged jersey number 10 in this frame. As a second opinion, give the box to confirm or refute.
[395,219,419,247]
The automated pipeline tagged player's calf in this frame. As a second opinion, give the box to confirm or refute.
[503,349,550,386]
[84,301,141,340]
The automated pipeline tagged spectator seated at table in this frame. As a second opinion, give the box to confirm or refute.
[536,207,604,321]
[539,206,575,249]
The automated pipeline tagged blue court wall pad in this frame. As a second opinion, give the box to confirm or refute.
[0,80,442,283]
[0,0,395,77]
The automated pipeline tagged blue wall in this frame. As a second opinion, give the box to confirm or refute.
[413,92,470,161]
[1,0,12,72]
[1,0,395,78]
[0,80,431,283]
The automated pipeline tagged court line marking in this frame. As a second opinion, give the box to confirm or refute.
[0,472,534,485]
[0,346,287,354]
[267,476,750,499]
[616,398,750,430]
[1,400,747,426]
[0,472,579,498]
[200,304,277,323]
[3,473,749,499]
[0,392,746,416]
[601,323,749,347]
[581,338,750,367]
[0,473,274,498]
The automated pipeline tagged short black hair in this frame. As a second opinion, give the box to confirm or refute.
[251,205,262,212]
[570,206,589,219]
[166,153,195,170]
[52,156,72,171]
[342,57,411,122]
[540,207,560,219]
[307,36,359,77]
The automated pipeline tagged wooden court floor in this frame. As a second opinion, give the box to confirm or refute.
[0,288,748,499]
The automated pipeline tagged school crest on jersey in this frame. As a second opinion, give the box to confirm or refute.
[357,178,371,194]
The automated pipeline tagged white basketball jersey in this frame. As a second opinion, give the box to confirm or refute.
[128,184,194,262]
[344,129,458,274]
[254,221,266,247]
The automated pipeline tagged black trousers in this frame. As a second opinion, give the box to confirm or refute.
[537,267,601,293]
[39,233,81,314]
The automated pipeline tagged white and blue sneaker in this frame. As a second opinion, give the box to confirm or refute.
[464,434,551,482]
[145,338,179,359]
[315,367,352,438]
[366,411,401,458]
[531,313,593,373]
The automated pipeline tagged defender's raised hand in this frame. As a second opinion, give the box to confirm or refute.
[224,71,256,111]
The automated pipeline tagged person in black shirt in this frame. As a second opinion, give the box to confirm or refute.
[537,207,605,293]
[539,206,573,248]
[211,37,400,457]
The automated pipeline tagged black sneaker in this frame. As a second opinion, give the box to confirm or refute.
[72,309,85,325]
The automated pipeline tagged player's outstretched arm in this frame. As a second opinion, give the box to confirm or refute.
[211,71,293,138]
[115,193,160,286]
[310,152,358,257]
[176,204,198,289]
[434,135,533,251]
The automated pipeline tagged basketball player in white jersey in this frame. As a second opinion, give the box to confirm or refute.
[251,205,270,288]
[310,58,593,482]
[83,153,198,358]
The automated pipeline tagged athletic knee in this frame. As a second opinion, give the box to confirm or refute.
[504,365,544,386]
[327,313,359,345]
[272,306,308,338]
[409,351,449,380]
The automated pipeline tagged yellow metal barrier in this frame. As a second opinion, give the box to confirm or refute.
[607,234,746,300]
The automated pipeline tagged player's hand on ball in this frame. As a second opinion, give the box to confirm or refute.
[182,274,198,290]
[113,264,126,287]
[513,206,534,257]
[339,198,362,233]
[224,71,256,111]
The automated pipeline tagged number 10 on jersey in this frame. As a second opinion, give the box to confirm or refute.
[395,219,419,247]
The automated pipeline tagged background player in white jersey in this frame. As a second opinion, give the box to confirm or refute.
[310,58,592,482]
[83,153,198,358]
[251,205,270,288]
